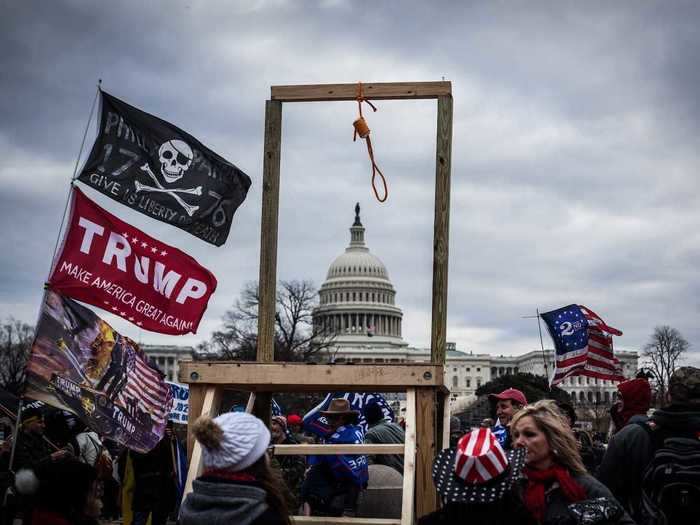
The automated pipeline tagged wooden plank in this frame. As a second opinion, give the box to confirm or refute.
[245,392,256,413]
[272,444,405,455]
[257,99,282,363]
[253,391,272,427]
[401,388,417,525]
[180,362,446,391]
[292,517,400,525]
[182,386,222,503]
[414,388,437,518]
[271,81,451,102]
[440,390,451,450]
[186,384,206,460]
[430,95,453,365]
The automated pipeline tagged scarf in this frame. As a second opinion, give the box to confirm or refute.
[202,468,257,482]
[523,465,587,523]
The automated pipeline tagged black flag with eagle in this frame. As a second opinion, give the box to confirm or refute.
[77,90,251,246]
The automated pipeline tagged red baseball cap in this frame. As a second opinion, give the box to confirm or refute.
[489,388,527,406]
[287,414,302,426]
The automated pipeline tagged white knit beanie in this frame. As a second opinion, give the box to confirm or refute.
[194,412,270,472]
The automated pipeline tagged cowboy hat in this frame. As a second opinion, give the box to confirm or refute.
[320,398,360,417]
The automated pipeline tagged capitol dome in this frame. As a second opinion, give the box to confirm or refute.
[313,203,405,348]
[326,243,390,281]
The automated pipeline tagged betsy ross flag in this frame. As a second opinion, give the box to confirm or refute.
[540,304,624,386]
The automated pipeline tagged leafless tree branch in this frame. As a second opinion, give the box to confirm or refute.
[198,280,335,362]
[0,318,34,395]
[642,325,689,403]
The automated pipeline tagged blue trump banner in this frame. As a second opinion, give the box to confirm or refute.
[302,392,395,438]
[166,381,189,424]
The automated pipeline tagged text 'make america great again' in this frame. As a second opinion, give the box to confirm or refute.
[48,188,217,335]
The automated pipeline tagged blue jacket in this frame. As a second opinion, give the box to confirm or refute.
[310,424,368,487]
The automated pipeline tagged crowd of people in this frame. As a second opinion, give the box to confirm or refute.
[0,408,181,525]
[1,365,698,524]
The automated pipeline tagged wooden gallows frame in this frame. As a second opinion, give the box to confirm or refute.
[180,81,453,524]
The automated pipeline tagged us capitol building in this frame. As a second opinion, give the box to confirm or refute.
[311,204,639,410]
[146,204,639,411]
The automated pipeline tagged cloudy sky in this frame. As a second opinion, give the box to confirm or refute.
[2,1,698,366]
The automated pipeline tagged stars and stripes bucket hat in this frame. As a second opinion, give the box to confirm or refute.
[432,427,526,504]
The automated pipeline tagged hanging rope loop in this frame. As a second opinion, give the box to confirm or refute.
[352,81,388,202]
[353,117,370,139]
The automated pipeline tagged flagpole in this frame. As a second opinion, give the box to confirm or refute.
[19,80,101,478]
[6,399,24,476]
[522,310,551,390]
[46,79,102,277]
[535,308,551,390]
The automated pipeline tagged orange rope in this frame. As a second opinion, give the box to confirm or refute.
[353,82,387,202]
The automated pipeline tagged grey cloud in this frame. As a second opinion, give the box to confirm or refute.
[1,1,698,364]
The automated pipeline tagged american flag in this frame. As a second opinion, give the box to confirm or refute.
[540,304,624,386]
[116,342,172,424]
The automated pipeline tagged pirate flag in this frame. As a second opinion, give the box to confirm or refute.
[77,90,251,246]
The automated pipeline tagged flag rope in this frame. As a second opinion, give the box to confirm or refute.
[46,79,102,279]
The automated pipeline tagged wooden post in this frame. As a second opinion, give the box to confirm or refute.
[415,387,437,518]
[401,389,417,525]
[186,383,206,460]
[255,99,282,426]
[182,386,222,501]
[437,390,449,451]
[258,99,283,363]
[440,391,452,450]
[429,95,452,515]
[430,94,453,366]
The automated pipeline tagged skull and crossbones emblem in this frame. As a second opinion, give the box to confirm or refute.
[136,139,202,216]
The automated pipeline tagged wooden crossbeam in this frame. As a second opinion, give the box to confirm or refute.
[292,518,400,525]
[180,362,446,392]
[272,444,405,455]
[271,81,451,102]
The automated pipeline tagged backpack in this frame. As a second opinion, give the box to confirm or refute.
[639,433,700,525]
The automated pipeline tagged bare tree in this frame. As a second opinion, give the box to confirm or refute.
[0,318,35,395]
[197,280,335,362]
[643,325,689,402]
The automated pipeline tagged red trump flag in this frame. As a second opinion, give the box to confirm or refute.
[48,188,217,335]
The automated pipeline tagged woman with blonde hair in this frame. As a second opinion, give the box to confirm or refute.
[511,400,633,524]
